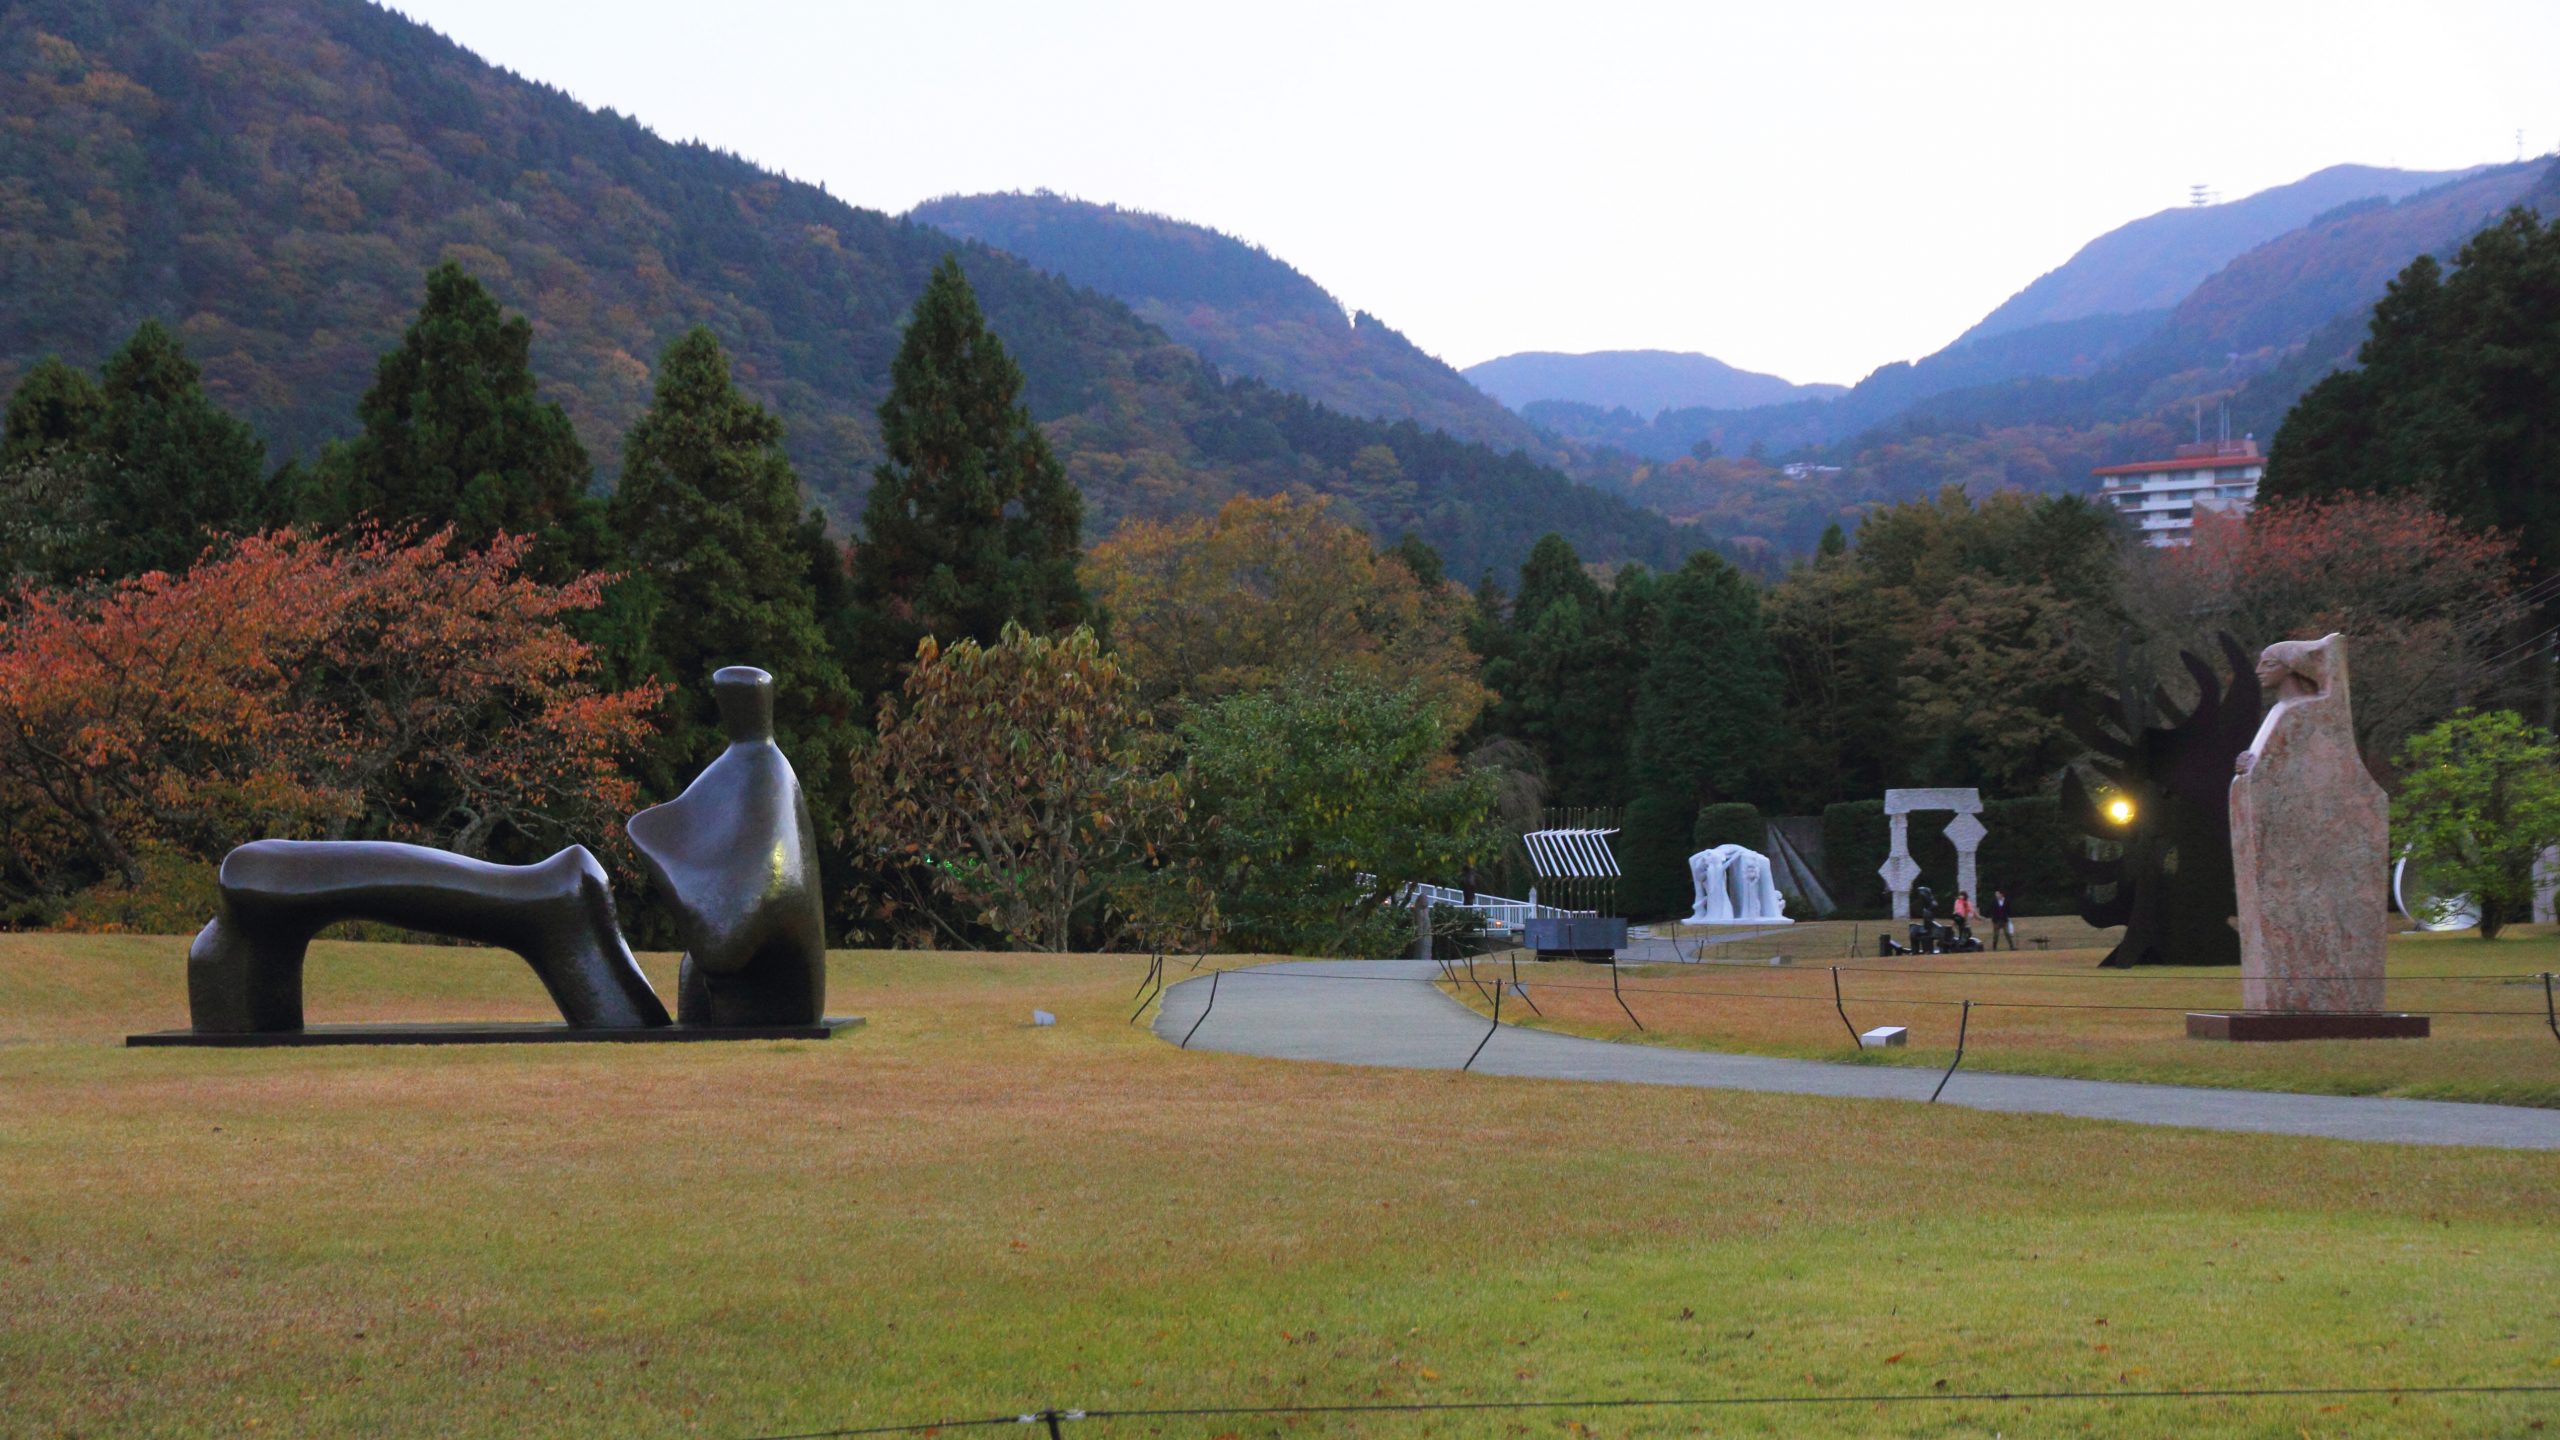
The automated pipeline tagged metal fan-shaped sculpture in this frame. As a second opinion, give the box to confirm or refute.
[2060,633,2259,968]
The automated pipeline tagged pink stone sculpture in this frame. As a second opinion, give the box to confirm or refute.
[2229,634,2387,1011]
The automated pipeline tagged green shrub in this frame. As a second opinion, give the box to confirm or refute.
[1692,802,1765,852]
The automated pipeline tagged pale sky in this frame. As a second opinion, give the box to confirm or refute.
[390,0,2554,386]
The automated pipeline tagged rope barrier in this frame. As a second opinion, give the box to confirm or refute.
[732,1382,2560,1439]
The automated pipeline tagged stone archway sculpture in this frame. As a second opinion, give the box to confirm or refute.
[1879,789,1984,921]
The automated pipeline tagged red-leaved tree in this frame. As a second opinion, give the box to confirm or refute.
[0,528,661,910]
[2132,493,2522,775]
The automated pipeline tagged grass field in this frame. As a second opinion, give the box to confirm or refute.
[4,932,2559,1438]
[1432,918,2560,1109]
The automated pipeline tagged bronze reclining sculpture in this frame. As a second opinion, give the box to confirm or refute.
[184,666,825,1034]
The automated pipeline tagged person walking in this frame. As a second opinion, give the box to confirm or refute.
[1986,888,2015,950]
[1951,890,1977,947]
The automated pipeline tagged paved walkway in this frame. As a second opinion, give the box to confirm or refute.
[1151,960,2560,1151]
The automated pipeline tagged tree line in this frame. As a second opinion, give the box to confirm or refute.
[4,207,2556,943]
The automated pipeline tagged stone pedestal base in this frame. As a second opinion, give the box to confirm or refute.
[127,1017,863,1048]
[2185,1011,2429,1042]
[1525,916,1629,962]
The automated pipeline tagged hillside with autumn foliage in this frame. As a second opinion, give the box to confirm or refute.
[0,0,1688,582]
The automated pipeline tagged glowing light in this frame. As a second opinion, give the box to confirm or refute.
[2105,797,2136,826]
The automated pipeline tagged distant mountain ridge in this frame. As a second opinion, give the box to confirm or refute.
[1461,349,1841,418]
[909,192,1555,460]
[0,0,1695,581]
[1955,162,2484,345]
[1554,160,2551,467]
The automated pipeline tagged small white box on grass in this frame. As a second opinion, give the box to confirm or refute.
[1859,1025,1907,1048]
[1032,1009,1056,1027]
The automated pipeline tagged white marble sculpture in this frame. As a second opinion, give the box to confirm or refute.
[1686,844,1793,925]
[1879,788,1985,920]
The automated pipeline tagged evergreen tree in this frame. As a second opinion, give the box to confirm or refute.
[1816,520,1848,558]
[854,256,1088,680]
[1,358,104,464]
[1479,535,1648,806]
[24,320,288,576]
[0,359,107,584]
[1512,532,1603,630]
[1383,532,1446,588]
[326,263,594,559]
[1630,550,1783,805]
[2264,208,2560,568]
[610,327,857,794]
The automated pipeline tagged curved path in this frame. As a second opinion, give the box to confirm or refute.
[1152,960,2560,1151]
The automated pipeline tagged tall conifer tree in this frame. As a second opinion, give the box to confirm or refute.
[327,263,594,560]
[610,327,855,791]
[853,256,1087,680]
[1631,550,1783,805]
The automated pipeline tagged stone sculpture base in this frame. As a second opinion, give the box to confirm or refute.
[2184,1011,2430,1042]
[1525,916,1628,962]
[127,1017,864,1048]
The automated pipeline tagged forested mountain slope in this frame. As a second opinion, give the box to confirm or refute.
[1573,159,2558,557]
[1571,161,2553,469]
[909,192,1555,460]
[0,0,1691,580]
[1954,162,2480,345]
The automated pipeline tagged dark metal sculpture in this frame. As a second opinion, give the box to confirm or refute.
[2060,632,2260,968]
[629,666,828,1027]
[186,842,668,1033]
[178,664,826,1036]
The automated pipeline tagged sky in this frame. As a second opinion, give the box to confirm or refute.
[390,0,2556,386]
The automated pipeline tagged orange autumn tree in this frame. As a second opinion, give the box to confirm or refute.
[0,528,661,910]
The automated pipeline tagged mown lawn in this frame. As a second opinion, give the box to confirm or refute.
[2,932,2557,1438]
[1436,919,2560,1108]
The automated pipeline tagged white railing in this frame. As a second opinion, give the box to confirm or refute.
[1391,880,1578,932]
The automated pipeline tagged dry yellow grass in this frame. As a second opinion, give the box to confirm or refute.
[1441,919,2560,1107]
[2,933,2557,1438]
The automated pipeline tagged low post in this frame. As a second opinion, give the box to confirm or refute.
[2545,973,2559,1047]
[1510,951,1543,1016]
[1611,960,1645,1032]
[1831,966,1860,1047]
[1929,998,1973,1103]
[1127,951,1165,1025]
[1463,978,1503,1072]
[1179,968,1221,1050]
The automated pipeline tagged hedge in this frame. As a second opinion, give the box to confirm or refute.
[1692,802,1765,852]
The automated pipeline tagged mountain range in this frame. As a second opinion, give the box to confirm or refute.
[1543,159,2557,476]
[908,193,1557,462]
[0,0,1692,582]
[1,0,2548,577]
[1460,350,1842,417]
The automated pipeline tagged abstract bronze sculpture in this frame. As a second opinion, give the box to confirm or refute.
[186,841,668,1033]
[149,665,833,1045]
[2061,633,2259,968]
[630,667,828,1028]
